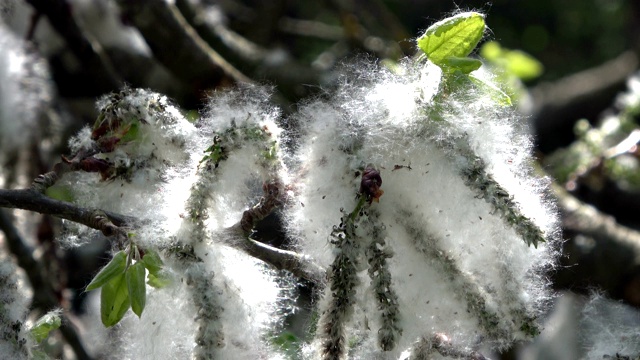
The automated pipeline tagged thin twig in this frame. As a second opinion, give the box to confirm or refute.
[235,179,325,284]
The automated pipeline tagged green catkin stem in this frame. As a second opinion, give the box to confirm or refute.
[428,125,546,248]
[180,124,283,358]
[186,264,226,360]
[320,195,367,360]
[363,211,401,351]
[461,156,545,248]
[396,209,512,343]
[409,333,488,360]
[176,135,229,358]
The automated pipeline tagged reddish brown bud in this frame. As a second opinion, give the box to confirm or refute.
[360,166,384,203]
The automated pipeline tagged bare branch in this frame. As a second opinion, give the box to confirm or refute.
[235,179,325,284]
[239,180,283,235]
[531,51,638,151]
[175,0,323,102]
[0,187,325,285]
[0,188,136,234]
[554,183,640,252]
[117,0,252,87]
[224,224,325,285]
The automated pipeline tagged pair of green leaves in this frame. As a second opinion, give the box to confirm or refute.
[86,250,167,327]
[417,12,485,75]
[416,12,512,106]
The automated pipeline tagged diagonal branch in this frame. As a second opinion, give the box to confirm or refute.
[234,179,325,284]
[0,186,325,285]
[0,188,135,234]
[226,224,325,285]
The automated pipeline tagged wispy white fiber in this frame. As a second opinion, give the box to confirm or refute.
[287,57,559,357]
[0,22,52,159]
[0,249,32,360]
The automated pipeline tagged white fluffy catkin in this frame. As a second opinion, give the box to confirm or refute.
[286,58,559,358]
[71,86,292,359]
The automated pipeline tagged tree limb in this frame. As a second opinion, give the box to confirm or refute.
[531,51,638,152]
[0,189,136,234]
[552,182,640,305]
[175,0,323,103]
[224,224,325,285]
[0,187,325,285]
[116,0,252,89]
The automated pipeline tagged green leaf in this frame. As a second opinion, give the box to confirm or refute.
[100,272,131,327]
[86,251,127,291]
[480,41,543,81]
[479,40,502,61]
[271,331,300,356]
[126,262,147,318]
[120,120,140,143]
[30,311,62,343]
[147,271,171,289]
[503,50,543,81]
[141,250,163,275]
[417,12,485,66]
[469,74,513,106]
[441,56,482,74]
[44,185,74,202]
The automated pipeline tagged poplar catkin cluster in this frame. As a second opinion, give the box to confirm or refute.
[0,11,563,360]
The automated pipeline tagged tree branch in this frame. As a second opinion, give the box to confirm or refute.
[531,51,638,152]
[552,182,640,304]
[554,183,640,255]
[175,0,323,103]
[234,179,325,283]
[0,187,325,285]
[0,189,136,234]
[225,224,325,285]
[116,0,252,89]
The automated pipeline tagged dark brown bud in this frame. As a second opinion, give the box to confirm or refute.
[360,166,384,203]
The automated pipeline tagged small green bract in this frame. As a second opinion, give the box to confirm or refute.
[30,311,62,343]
